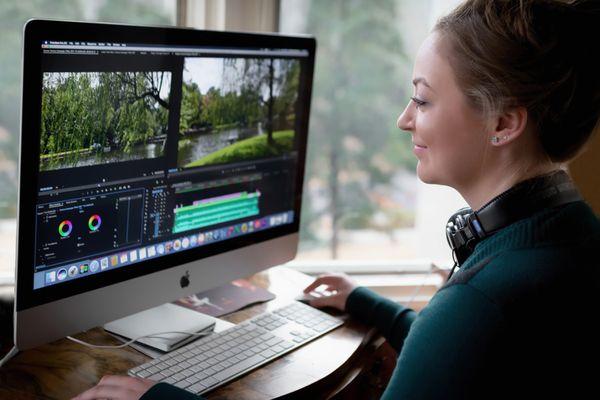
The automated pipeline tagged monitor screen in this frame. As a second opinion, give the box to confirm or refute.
[17,21,314,312]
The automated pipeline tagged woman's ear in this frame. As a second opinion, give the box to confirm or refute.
[489,106,528,146]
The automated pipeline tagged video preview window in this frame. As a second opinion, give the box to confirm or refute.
[40,71,172,171]
[178,57,300,168]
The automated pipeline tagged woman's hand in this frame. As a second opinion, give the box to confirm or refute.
[72,375,156,400]
[302,273,357,311]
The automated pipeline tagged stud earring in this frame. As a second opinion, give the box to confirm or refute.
[491,135,508,144]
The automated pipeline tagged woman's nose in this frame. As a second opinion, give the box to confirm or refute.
[397,104,413,132]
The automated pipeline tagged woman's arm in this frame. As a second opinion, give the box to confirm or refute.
[346,286,418,352]
[303,273,418,352]
[72,376,205,400]
[140,382,205,400]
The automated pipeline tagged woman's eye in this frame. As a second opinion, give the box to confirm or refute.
[410,96,427,109]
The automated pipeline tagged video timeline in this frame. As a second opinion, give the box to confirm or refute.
[173,190,261,233]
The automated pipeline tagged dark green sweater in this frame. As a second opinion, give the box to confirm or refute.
[347,200,600,399]
[142,200,600,399]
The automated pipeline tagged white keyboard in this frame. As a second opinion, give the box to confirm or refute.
[128,301,344,395]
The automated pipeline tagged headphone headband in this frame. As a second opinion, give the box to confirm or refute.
[474,170,580,236]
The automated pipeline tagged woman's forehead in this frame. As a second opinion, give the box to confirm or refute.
[413,33,454,92]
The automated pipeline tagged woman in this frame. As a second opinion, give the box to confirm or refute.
[73,0,600,399]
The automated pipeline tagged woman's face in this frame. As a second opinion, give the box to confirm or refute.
[397,32,490,189]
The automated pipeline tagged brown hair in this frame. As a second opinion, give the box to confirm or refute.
[435,0,600,162]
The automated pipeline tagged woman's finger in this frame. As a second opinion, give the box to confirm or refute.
[72,384,138,400]
[309,292,342,309]
[98,375,153,391]
[303,275,342,293]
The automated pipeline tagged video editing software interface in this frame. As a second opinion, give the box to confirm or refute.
[33,40,309,289]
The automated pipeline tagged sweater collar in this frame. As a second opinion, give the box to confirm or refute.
[458,201,598,273]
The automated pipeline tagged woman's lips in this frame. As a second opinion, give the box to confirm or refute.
[413,144,427,155]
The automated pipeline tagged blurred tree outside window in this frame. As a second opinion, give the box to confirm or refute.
[280,0,466,264]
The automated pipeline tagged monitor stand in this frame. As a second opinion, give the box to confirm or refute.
[103,303,216,353]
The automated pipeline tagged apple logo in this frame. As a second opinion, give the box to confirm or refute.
[180,271,190,288]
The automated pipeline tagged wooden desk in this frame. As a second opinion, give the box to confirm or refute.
[0,267,397,399]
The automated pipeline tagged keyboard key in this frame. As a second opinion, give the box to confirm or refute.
[198,376,219,388]
[260,349,276,358]
[188,382,207,393]
[233,354,246,362]
[130,366,144,374]
[174,379,192,389]
[147,366,161,374]
[168,365,183,374]
[165,358,178,366]
[171,372,186,381]
[271,345,285,353]
[224,350,235,357]
[195,371,209,380]
[148,373,165,382]
[137,370,152,378]
[197,361,210,370]
[267,337,283,346]
[211,354,264,382]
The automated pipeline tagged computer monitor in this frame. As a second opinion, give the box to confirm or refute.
[15,19,315,350]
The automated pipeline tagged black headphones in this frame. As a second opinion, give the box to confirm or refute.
[445,170,582,281]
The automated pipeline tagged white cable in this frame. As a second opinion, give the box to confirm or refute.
[404,264,436,309]
[67,330,212,350]
[0,345,19,368]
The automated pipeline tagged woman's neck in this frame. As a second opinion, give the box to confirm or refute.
[460,161,564,211]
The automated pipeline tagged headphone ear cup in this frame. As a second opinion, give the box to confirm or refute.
[446,207,472,231]
[446,207,474,265]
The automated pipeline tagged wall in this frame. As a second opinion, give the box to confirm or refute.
[569,128,600,215]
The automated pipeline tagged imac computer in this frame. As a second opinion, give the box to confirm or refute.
[15,19,315,351]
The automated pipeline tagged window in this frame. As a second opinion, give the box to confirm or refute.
[280,0,467,270]
[0,0,177,281]
[0,0,471,282]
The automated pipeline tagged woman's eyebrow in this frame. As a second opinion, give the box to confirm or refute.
[412,77,435,92]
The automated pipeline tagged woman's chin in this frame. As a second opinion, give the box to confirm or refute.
[416,162,435,184]
[416,164,447,186]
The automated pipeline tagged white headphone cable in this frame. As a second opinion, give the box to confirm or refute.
[404,263,436,309]
[67,329,213,350]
